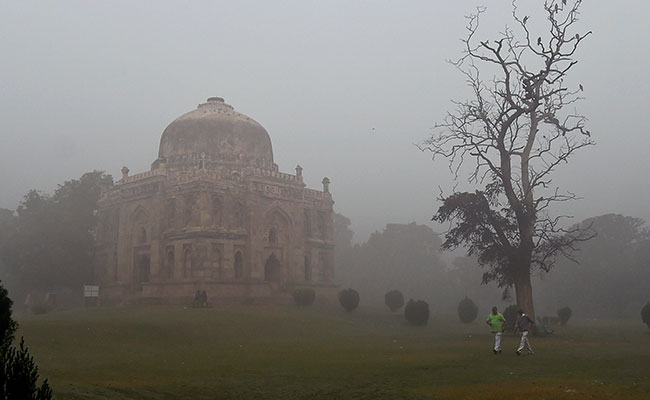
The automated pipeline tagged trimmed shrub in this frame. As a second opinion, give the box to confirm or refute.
[557,306,572,326]
[292,288,316,306]
[339,289,359,311]
[642,303,650,329]
[404,299,429,326]
[384,290,404,312]
[338,289,360,312]
[502,304,518,331]
[457,296,478,323]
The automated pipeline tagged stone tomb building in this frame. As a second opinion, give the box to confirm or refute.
[95,97,336,303]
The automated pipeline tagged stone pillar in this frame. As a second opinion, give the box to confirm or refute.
[322,177,330,193]
[295,165,303,182]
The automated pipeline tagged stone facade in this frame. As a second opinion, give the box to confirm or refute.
[95,97,336,303]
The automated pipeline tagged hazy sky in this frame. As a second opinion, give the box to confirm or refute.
[1,1,649,241]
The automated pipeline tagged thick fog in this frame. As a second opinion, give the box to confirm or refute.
[1,0,649,241]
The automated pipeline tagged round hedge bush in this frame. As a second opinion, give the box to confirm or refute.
[457,296,478,323]
[338,288,360,312]
[292,288,315,306]
[385,290,404,312]
[641,303,650,329]
[404,299,429,326]
[557,306,572,326]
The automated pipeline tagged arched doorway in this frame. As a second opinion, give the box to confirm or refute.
[165,249,175,279]
[264,253,282,283]
[134,254,150,291]
[234,251,243,279]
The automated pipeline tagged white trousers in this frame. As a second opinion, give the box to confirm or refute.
[493,332,502,351]
[517,331,534,354]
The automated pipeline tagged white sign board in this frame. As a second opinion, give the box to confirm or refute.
[83,285,99,297]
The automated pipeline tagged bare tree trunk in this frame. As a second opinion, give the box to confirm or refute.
[514,270,535,320]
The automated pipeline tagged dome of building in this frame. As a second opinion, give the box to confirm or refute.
[158,97,274,165]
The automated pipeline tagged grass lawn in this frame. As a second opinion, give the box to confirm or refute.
[15,305,650,399]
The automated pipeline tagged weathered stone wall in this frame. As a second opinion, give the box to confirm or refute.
[96,164,335,303]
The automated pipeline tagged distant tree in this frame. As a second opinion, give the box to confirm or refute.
[0,171,112,302]
[404,299,429,326]
[422,0,594,318]
[333,213,354,251]
[457,296,479,323]
[557,306,572,326]
[338,289,360,312]
[444,256,504,313]
[642,303,650,329]
[535,214,650,319]
[292,288,316,306]
[385,290,405,312]
[336,222,445,305]
[0,281,53,400]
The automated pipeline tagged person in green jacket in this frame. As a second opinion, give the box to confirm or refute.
[486,306,506,354]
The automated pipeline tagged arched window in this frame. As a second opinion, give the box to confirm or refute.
[211,195,222,226]
[233,202,246,227]
[166,199,176,228]
[183,245,192,278]
[166,248,175,279]
[304,209,311,236]
[304,255,312,281]
[268,227,277,244]
[234,251,243,279]
[138,227,147,243]
[185,194,200,227]
[318,211,327,239]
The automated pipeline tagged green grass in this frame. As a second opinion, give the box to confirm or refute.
[15,305,650,399]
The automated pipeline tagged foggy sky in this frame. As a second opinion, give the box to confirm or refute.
[1,1,649,241]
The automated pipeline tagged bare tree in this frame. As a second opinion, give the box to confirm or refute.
[421,0,594,318]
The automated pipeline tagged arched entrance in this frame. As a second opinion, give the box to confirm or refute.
[134,254,150,291]
[264,253,282,283]
[234,251,243,279]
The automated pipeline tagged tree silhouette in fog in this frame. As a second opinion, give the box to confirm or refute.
[422,0,594,318]
[0,171,112,303]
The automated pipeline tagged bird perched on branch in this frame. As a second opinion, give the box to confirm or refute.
[579,84,584,91]
[523,16,529,25]
[537,37,542,46]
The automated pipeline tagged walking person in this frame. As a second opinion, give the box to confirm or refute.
[193,290,201,308]
[514,310,535,355]
[486,306,506,354]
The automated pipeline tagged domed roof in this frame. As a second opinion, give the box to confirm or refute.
[158,97,273,165]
